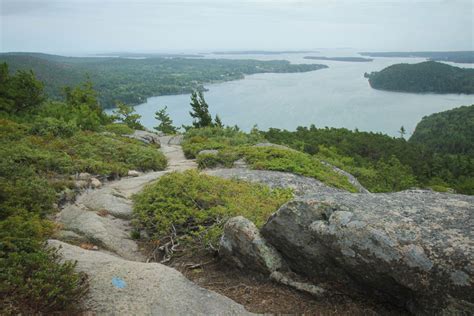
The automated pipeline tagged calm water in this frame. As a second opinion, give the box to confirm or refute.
[127,51,474,137]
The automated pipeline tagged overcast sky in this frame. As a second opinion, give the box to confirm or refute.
[1,0,473,54]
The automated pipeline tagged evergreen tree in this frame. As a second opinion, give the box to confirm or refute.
[113,101,144,130]
[214,114,224,128]
[0,62,44,113]
[154,106,178,134]
[189,91,213,128]
[399,126,406,139]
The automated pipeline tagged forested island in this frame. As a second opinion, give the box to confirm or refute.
[0,52,327,108]
[365,61,474,94]
[212,50,317,55]
[304,56,373,62]
[359,51,474,64]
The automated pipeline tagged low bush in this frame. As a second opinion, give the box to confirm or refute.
[133,170,292,249]
[103,123,134,135]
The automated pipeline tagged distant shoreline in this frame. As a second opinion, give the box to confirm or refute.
[304,56,373,62]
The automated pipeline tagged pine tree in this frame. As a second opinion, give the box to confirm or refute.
[154,106,178,134]
[399,126,406,139]
[113,101,144,130]
[214,114,224,128]
[189,91,213,128]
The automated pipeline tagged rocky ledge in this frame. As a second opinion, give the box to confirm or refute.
[221,189,474,314]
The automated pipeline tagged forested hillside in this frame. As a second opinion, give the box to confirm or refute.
[262,122,474,194]
[360,51,474,64]
[410,105,474,155]
[366,61,474,94]
[0,53,326,108]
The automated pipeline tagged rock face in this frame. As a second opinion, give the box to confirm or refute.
[127,130,161,146]
[220,216,285,275]
[204,168,341,196]
[261,190,474,314]
[48,240,252,315]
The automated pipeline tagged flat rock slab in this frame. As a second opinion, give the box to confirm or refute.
[204,168,341,196]
[48,240,252,316]
[261,189,474,314]
[56,204,145,261]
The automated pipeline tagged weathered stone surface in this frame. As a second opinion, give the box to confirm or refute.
[48,240,252,315]
[56,204,145,261]
[220,216,285,275]
[76,187,133,219]
[320,160,369,193]
[127,170,141,177]
[78,172,92,181]
[198,149,219,156]
[127,130,161,146]
[261,190,474,314]
[204,168,341,196]
[90,177,102,189]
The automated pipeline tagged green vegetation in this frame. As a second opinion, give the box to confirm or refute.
[0,62,166,314]
[133,170,292,249]
[359,51,474,64]
[112,102,145,130]
[410,105,474,156]
[0,52,326,108]
[366,61,474,94]
[182,127,358,192]
[154,106,178,134]
[262,123,473,194]
[189,91,213,128]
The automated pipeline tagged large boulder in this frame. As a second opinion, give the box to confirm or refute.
[220,216,286,275]
[48,240,252,315]
[261,190,474,314]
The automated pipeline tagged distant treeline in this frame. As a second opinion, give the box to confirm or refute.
[0,52,326,108]
[262,105,474,194]
[304,56,373,62]
[365,61,474,94]
[359,51,474,64]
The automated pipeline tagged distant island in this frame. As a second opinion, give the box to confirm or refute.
[0,52,327,108]
[359,51,474,64]
[365,61,474,94]
[304,56,373,62]
[94,52,205,58]
[212,50,318,55]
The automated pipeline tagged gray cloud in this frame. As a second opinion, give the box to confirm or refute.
[0,0,472,53]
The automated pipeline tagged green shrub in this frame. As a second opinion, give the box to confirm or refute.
[133,170,292,248]
[196,149,240,169]
[104,123,134,135]
[29,117,78,137]
[241,146,358,192]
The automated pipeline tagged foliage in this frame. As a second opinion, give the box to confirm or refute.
[214,114,224,128]
[183,127,357,192]
[154,106,178,134]
[0,65,168,313]
[262,123,473,194]
[0,62,45,114]
[104,123,134,135]
[409,105,474,155]
[112,101,144,130]
[189,91,213,128]
[366,61,474,94]
[133,170,292,249]
[0,53,326,108]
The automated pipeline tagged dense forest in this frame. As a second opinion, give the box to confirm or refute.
[410,105,474,155]
[0,53,326,108]
[261,118,474,195]
[359,51,474,64]
[304,56,373,62]
[366,61,474,94]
